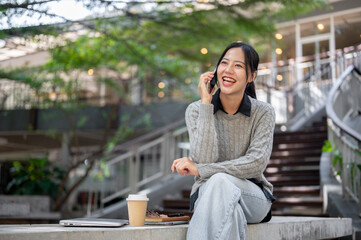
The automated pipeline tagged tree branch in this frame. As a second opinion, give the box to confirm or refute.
[0,0,55,9]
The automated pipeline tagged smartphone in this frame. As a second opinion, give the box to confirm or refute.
[208,70,217,94]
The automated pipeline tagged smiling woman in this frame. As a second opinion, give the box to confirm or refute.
[171,42,276,240]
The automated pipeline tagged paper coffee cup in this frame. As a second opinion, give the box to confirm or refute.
[126,194,149,226]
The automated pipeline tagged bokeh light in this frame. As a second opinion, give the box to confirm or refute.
[158,91,165,98]
[275,48,283,55]
[200,48,208,54]
[158,82,165,89]
[275,33,283,40]
[317,23,324,31]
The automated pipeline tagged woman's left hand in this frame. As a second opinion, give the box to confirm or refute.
[171,157,199,176]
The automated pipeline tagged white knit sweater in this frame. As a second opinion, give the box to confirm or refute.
[186,96,275,196]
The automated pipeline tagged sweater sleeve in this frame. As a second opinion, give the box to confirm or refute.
[196,104,275,179]
[185,101,219,163]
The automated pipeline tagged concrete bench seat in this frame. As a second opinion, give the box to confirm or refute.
[0,216,352,240]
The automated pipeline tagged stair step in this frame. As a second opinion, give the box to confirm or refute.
[268,158,320,167]
[274,129,327,137]
[265,169,319,177]
[271,150,321,158]
[300,126,328,132]
[273,135,327,144]
[273,187,320,197]
[182,190,191,199]
[163,199,190,209]
[272,143,324,151]
[272,198,323,208]
[313,121,327,127]
[269,176,320,187]
[272,211,328,217]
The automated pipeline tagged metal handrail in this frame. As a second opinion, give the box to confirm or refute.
[111,118,185,152]
[256,44,361,126]
[75,119,189,215]
[325,64,361,216]
[326,65,361,141]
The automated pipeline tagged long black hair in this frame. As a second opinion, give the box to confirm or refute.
[214,42,259,99]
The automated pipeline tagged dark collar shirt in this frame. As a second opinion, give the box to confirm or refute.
[211,89,251,117]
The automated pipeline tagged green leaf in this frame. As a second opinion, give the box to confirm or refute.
[76,115,88,128]
[332,156,338,167]
[13,161,22,168]
[322,140,332,152]
[105,141,116,153]
[5,156,65,199]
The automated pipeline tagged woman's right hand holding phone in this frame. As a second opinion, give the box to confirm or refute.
[199,72,215,104]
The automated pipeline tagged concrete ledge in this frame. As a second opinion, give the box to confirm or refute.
[0,216,352,240]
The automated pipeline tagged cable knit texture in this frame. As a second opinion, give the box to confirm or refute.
[186,96,275,196]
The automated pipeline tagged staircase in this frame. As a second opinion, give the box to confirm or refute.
[158,119,328,218]
[269,119,328,217]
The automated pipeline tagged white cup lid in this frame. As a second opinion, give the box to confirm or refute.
[126,194,149,201]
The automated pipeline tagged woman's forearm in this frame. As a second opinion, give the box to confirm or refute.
[186,103,219,163]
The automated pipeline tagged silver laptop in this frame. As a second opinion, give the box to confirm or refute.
[59,218,128,227]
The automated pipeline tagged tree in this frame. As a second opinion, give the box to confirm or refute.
[1,0,327,69]
[0,0,327,212]
[1,0,328,100]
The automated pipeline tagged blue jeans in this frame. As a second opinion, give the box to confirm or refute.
[187,173,272,240]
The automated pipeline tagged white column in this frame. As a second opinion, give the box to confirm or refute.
[315,32,320,80]
[129,65,142,105]
[330,15,336,82]
[99,82,106,106]
[296,22,303,83]
[130,77,142,105]
[271,39,277,88]
[99,67,106,106]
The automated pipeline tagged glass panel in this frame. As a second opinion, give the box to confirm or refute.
[275,25,296,60]
[301,18,330,38]
[302,40,329,58]
[258,25,295,63]
[334,10,361,49]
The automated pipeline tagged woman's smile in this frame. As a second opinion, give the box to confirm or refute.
[222,76,237,87]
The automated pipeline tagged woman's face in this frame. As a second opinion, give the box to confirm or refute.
[217,47,255,97]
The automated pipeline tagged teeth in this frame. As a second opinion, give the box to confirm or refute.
[223,77,235,82]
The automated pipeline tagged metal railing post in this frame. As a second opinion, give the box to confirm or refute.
[129,148,140,193]
[160,132,171,176]
[168,132,176,173]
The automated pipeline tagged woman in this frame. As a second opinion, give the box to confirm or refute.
[171,42,276,240]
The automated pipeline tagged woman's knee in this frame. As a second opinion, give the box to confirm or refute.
[208,172,246,185]
[208,172,229,184]
[204,173,237,191]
